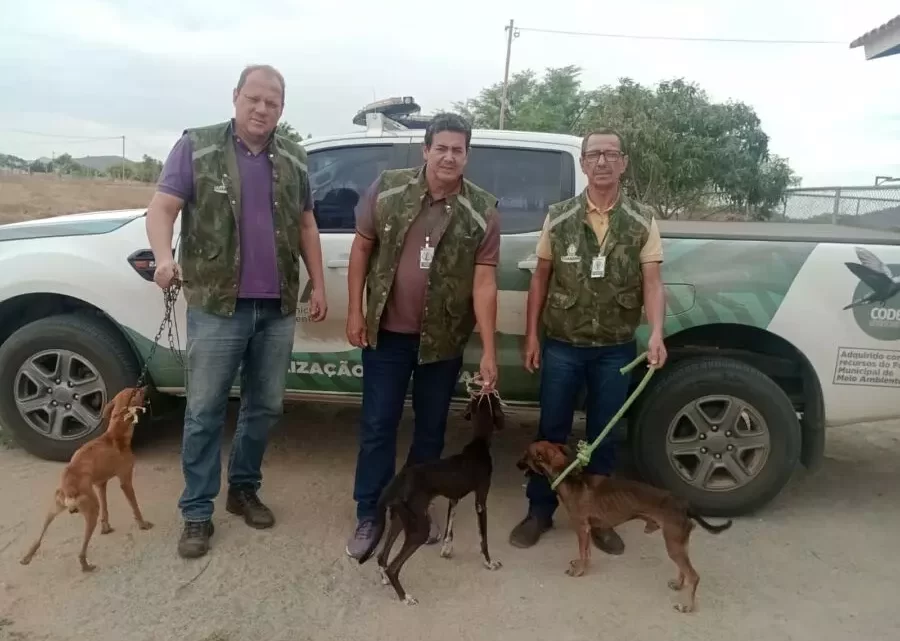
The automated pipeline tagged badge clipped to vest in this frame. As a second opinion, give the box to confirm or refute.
[591,254,607,279]
[420,236,435,270]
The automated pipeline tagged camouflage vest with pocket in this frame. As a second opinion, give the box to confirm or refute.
[542,189,652,346]
[365,166,497,364]
[178,119,309,318]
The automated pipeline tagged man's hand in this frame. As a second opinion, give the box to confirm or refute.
[648,331,668,369]
[479,352,498,392]
[346,311,368,348]
[308,287,328,322]
[153,258,180,290]
[523,334,541,373]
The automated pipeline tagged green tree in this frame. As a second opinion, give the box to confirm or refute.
[454,66,597,133]
[276,121,302,143]
[0,153,28,171]
[455,69,797,220]
[137,154,163,182]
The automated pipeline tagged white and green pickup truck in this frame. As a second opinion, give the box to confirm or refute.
[1,112,899,517]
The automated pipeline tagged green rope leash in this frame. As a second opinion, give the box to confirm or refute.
[550,351,658,491]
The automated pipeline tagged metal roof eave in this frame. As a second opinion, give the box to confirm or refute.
[850,14,900,60]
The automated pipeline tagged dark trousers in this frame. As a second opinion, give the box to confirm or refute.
[352,330,463,520]
[526,337,637,522]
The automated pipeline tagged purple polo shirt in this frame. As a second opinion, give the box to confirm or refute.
[157,132,313,299]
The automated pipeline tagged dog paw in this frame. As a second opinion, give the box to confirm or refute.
[673,603,694,614]
[565,560,585,577]
[403,594,418,606]
[101,524,114,535]
[439,545,453,559]
[379,568,390,586]
[19,556,32,566]
[668,579,684,591]
[81,563,97,573]
[483,559,502,571]
[138,521,154,531]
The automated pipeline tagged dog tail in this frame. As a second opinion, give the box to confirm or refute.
[357,473,405,565]
[688,510,733,534]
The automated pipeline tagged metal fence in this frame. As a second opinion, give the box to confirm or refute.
[781,186,900,229]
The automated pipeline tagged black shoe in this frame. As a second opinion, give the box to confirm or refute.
[508,515,552,549]
[178,520,214,559]
[226,486,275,529]
[591,527,625,555]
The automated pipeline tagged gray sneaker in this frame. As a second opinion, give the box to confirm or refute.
[346,518,380,560]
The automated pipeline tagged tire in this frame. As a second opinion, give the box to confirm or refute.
[0,312,140,462]
[630,357,801,517]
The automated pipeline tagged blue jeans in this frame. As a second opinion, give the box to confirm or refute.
[352,330,463,520]
[526,337,637,522]
[178,298,295,522]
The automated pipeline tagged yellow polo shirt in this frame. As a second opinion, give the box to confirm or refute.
[535,195,664,263]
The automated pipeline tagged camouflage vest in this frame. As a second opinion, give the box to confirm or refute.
[364,167,497,364]
[542,189,652,346]
[178,119,309,318]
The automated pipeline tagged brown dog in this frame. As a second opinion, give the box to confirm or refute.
[517,441,732,613]
[20,386,153,572]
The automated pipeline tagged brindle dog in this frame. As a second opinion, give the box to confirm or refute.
[517,441,732,613]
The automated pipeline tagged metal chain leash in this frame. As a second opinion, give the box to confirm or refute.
[132,279,184,394]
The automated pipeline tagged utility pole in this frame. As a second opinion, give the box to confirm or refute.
[499,19,518,130]
[121,136,126,181]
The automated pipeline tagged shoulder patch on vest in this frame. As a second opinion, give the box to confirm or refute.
[191,144,219,162]
[377,184,407,201]
[457,195,487,231]
[548,201,581,231]
[620,199,651,232]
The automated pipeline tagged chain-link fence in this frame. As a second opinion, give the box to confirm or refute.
[780,185,900,230]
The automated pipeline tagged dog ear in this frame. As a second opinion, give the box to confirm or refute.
[556,443,574,459]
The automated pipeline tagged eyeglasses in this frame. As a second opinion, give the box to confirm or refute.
[583,150,624,164]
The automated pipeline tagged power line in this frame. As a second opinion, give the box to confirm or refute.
[513,25,845,45]
[497,18,846,128]
[2,129,129,179]
[3,128,123,142]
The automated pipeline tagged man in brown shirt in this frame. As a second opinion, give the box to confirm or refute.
[343,113,501,559]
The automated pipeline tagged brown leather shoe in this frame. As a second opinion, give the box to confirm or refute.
[508,515,552,549]
[591,527,625,555]
[226,487,275,529]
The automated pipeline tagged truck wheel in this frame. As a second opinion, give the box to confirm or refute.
[630,357,801,517]
[0,313,140,462]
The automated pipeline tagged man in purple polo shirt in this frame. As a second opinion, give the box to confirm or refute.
[146,64,327,559]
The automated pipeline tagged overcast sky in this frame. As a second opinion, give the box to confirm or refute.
[1,0,898,187]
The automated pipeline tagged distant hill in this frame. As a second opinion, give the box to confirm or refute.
[73,155,127,172]
[800,205,900,231]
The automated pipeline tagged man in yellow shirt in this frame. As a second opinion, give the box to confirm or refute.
[509,128,668,553]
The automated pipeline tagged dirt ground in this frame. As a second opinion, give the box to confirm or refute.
[1,405,899,641]
[0,174,155,224]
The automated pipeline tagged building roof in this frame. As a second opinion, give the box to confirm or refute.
[849,14,900,59]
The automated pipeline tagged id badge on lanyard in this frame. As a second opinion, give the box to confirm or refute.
[590,255,606,278]
[591,227,610,278]
[420,235,435,270]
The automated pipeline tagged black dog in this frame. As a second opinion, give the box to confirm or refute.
[357,390,506,605]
